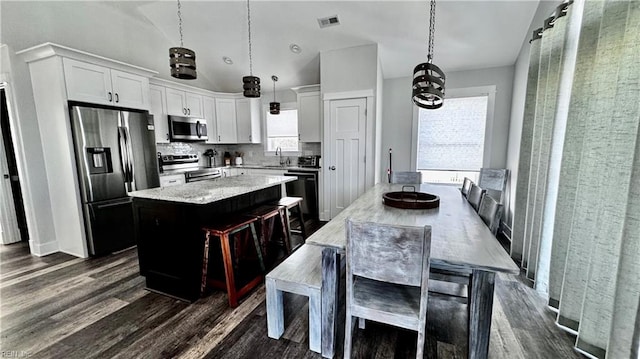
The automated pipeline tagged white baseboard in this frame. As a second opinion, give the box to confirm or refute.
[29,239,59,257]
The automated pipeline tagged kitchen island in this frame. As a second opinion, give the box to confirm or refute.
[128,175,295,301]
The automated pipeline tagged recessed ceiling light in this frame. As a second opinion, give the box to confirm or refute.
[222,56,233,65]
[289,44,302,54]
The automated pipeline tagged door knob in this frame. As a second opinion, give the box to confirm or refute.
[330,166,336,170]
[3,174,9,179]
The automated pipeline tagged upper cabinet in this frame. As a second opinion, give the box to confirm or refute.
[295,87,321,142]
[165,87,203,117]
[63,58,149,110]
[149,85,169,144]
[215,98,238,143]
[235,98,261,144]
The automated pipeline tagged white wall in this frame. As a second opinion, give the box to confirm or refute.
[375,57,384,184]
[381,65,515,179]
[320,44,378,94]
[0,45,58,255]
[505,0,562,228]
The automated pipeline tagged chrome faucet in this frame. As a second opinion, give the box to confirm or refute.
[275,146,284,166]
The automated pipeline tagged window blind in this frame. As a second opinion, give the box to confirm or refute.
[416,96,488,171]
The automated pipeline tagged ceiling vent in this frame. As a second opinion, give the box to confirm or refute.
[318,15,340,28]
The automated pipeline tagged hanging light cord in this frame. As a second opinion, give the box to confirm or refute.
[428,0,436,63]
[247,0,253,76]
[177,0,184,47]
[273,78,276,101]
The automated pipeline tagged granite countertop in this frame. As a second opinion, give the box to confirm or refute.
[129,175,295,205]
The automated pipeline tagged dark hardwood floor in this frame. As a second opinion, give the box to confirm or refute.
[0,237,582,358]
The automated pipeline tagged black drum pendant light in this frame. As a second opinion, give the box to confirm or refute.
[412,0,445,109]
[243,0,260,97]
[169,0,197,80]
[270,76,280,115]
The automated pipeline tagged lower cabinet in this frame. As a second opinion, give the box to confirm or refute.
[134,201,203,301]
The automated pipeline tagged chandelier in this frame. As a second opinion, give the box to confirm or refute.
[270,76,280,115]
[412,0,445,109]
[169,0,196,80]
[243,0,260,97]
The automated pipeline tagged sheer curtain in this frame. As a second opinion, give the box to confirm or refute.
[513,1,640,358]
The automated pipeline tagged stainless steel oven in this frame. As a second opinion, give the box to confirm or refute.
[284,169,319,220]
[169,115,207,141]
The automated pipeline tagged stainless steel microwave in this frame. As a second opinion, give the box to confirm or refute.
[169,115,208,141]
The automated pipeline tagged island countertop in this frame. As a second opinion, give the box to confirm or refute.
[129,175,295,205]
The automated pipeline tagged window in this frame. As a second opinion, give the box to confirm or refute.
[265,109,299,152]
[416,95,489,184]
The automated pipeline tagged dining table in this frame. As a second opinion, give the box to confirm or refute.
[306,183,519,358]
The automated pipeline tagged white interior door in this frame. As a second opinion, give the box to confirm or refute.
[328,98,367,219]
[0,108,20,245]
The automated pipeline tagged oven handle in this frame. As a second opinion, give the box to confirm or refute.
[285,172,317,178]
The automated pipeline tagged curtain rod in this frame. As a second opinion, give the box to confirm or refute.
[529,0,573,43]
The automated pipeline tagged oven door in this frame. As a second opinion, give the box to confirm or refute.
[169,116,208,141]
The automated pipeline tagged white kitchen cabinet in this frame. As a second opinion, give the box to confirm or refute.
[297,91,321,142]
[165,87,203,117]
[63,58,149,110]
[220,168,232,177]
[236,98,261,144]
[215,98,238,143]
[203,96,218,144]
[149,85,169,143]
[159,174,185,187]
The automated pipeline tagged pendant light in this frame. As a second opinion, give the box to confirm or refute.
[412,0,445,109]
[270,76,280,115]
[243,0,260,97]
[169,0,197,80]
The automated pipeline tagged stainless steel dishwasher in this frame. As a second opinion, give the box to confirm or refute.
[284,169,319,220]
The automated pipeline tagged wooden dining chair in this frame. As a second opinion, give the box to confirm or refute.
[467,184,485,212]
[391,171,422,184]
[344,219,431,359]
[478,168,508,203]
[478,194,503,235]
[460,177,473,197]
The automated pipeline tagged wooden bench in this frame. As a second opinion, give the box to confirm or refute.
[266,244,323,353]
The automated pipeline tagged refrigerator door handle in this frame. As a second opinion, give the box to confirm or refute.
[118,126,133,191]
[123,126,136,191]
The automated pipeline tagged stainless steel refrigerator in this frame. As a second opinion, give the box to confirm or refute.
[69,105,160,256]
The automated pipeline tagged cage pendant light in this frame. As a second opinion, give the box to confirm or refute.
[243,0,260,97]
[169,0,197,80]
[412,0,445,109]
[270,76,280,115]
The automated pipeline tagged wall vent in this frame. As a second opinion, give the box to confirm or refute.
[318,15,340,28]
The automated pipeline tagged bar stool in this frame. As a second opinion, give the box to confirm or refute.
[271,197,307,252]
[246,205,291,258]
[201,215,265,307]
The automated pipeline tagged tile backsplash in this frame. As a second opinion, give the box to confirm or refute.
[157,142,320,168]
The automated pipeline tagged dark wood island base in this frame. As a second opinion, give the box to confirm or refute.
[131,181,285,302]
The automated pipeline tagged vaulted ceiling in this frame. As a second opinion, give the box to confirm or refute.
[3,1,542,93]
